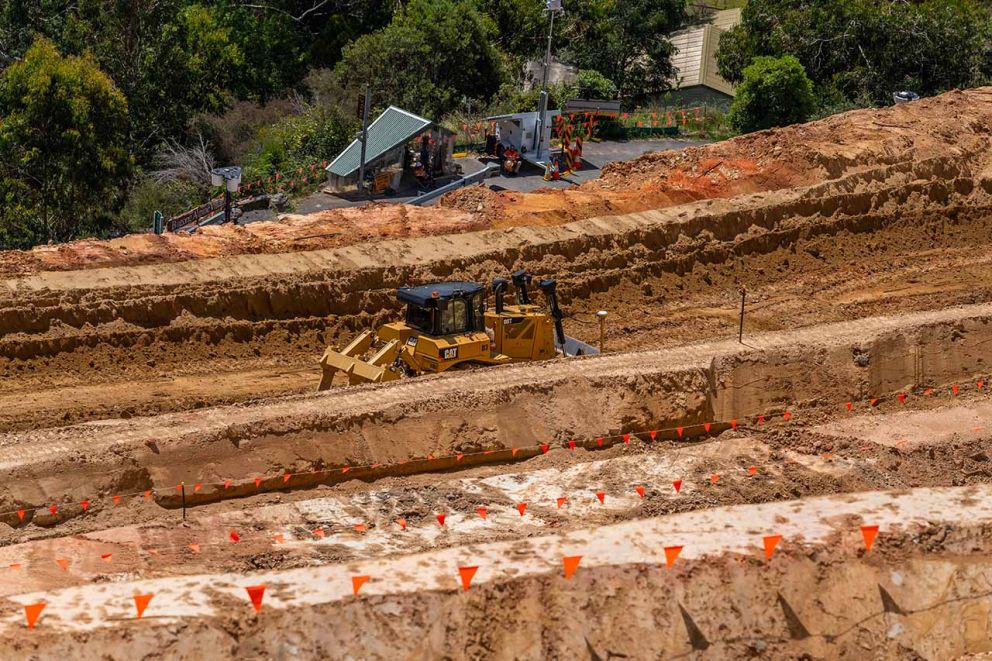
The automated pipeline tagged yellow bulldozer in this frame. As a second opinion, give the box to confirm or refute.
[318,270,597,389]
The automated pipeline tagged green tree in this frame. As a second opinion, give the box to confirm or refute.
[479,0,548,59]
[0,38,134,246]
[575,69,618,100]
[561,0,687,102]
[728,55,815,133]
[306,0,396,68]
[718,0,992,106]
[336,0,506,119]
[6,1,243,161]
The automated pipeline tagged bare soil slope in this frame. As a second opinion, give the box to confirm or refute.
[3,88,992,659]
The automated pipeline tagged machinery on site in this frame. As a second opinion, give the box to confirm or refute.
[318,270,597,389]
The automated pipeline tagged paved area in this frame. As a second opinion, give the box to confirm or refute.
[456,138,708,193]
[273,139,709,219]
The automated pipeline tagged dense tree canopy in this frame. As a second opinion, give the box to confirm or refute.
[561,0,687,102]
[336,0,508,119]
[717,0,992,105]
[0,39,133,246]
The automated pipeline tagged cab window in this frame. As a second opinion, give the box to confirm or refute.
[440,299,468,334]
[406,304,433,333]
[472,293,484,330]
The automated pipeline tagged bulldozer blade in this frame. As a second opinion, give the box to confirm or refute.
[563,335,599,357]
[318,342,402,389]
[317,331,378,390]
[340,330,374,357]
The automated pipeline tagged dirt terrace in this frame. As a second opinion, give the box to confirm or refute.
[3,359,992,657]
[0,300,987,529]
[3,136,992,431]
[2,87,992,658]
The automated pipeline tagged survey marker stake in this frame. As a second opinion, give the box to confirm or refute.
[738,285,747,343]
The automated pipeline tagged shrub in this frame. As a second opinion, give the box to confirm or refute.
[575,69,618,100]
[120,177,205,232]
[242,103,357,187]
[728,55,816,133]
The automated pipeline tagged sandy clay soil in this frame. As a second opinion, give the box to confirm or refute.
[1,87,992,658]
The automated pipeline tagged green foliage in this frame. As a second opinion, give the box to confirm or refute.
[336,0,507,119]
[480,0,548,59]
[717,0,992,106]
[194,99,298,164]
[0,178,44,250]
[575,69,618,100]
[120,177,203,233]
[489,79,578,115]
[728,55,816,133]
[0,38,133,247]
[217,3,306,102]
[714,24,752,85]
[10,1,243,161]
[307,0,396,68]
[138,4,244,143]
[242,103,358,184]
[561,0,687,102]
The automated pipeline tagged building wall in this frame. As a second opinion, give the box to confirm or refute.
[523,58,578,91]
[668,7,740,100]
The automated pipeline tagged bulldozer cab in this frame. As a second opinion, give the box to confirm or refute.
[397,282,486,337]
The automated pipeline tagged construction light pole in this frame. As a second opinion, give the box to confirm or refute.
[357,86,371,196]
[536,0,564,161]
[210,166,242,224]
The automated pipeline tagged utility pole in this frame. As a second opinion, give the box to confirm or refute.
[357,86,371,196]
[536,0,564,160]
